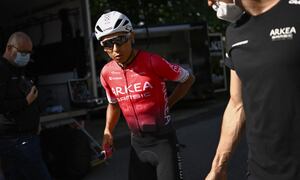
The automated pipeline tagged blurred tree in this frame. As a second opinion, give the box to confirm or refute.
[90,0,228,34]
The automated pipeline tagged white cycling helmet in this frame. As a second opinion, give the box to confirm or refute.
[94,11,133,40]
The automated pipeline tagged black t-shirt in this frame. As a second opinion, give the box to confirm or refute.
[225,1,300,179]
[0,57,40,136]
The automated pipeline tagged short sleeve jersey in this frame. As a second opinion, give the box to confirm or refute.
[225,1,300,179]
[100,50,189,134]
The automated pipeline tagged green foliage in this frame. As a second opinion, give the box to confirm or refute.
[90,0,228,33]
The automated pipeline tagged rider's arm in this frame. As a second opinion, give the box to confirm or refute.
[148,54,195,108]
[103,103,121,147]
[206,70,246,180]
[168,72,195,108]
[100,73,120,147]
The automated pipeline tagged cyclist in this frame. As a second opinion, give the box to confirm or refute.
[95,11,195,180]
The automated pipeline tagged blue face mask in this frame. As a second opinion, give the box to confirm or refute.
[14,52,30,67]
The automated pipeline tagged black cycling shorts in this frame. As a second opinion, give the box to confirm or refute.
[128,131,183,180]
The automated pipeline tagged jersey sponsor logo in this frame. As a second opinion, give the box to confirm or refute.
[164,58,180,73]
[138,72,146,75]
[289,0,300,5]
[110,71,121,74]
[111,81,153,96]
[269,26,297,41]
[130,74,138,78]
[117,92,151,102]
[108,76,122,80]
[130,72,146,77]
[171,64,180,72]
[161,82,171,124]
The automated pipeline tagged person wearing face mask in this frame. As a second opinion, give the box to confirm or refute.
[0,32,51,180]
[205,0,300,180]
[211,0,244,23]
[95,11,195,180]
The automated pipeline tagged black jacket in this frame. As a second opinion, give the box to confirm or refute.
[0,57,39,137]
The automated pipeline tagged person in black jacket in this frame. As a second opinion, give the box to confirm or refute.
[0,32,51,180]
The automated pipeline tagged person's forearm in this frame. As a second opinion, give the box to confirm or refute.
[104,103,121,134]
[168,74,195,108]
[211,98,245,171]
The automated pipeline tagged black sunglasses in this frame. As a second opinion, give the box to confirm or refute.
[100,34,131,48]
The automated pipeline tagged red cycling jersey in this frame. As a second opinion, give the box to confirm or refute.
[100,50,189,134]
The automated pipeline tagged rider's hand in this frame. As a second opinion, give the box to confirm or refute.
[102,129,114,148]
[26,86,38,105]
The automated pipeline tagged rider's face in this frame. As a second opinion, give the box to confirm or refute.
[101,32,134,65]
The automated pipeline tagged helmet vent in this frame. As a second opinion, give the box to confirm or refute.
[114,19,122,29]
[123,20,129,26]
[96,25,103,32]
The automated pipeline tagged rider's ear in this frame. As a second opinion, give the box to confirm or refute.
[130,32,135,45]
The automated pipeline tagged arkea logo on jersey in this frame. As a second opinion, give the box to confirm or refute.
[269,26,297,41]
[289,0,300,5]
[111,81,153,96]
